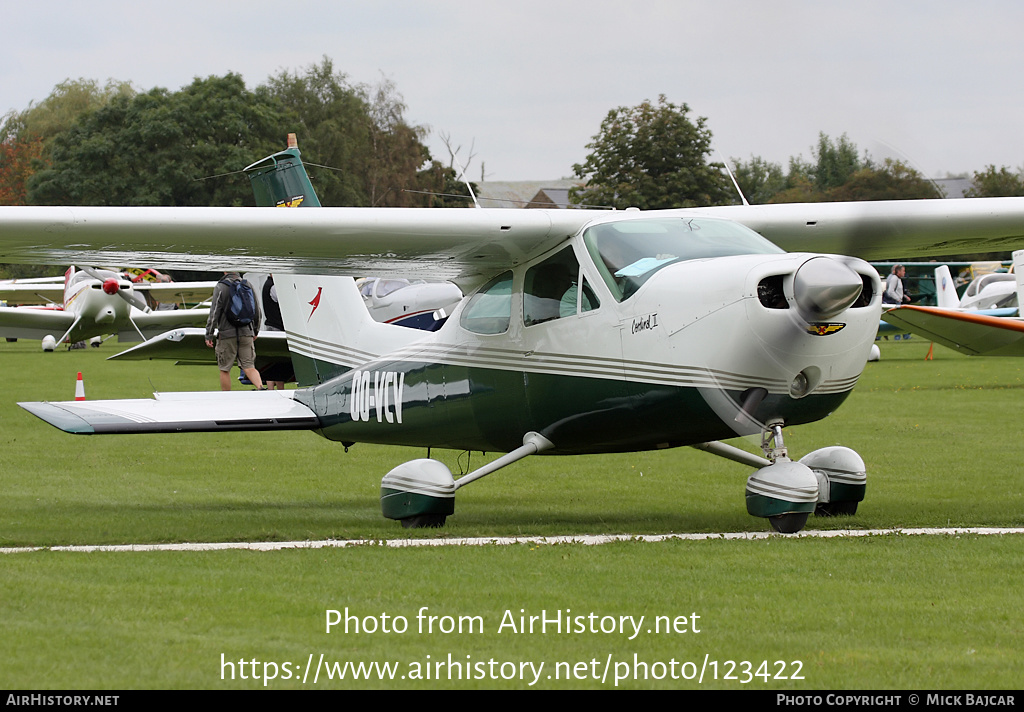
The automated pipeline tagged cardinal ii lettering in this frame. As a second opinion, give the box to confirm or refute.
[350,370,406,423]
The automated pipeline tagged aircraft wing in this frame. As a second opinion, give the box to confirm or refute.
[5,200,1024,287]
[0,282,65,305]
[880,305,1024,356]
[0,305,75,339]
[110,328,291,363]
[133,281,218,303]
[19,390,319,434]
[695,199,1024,259]
[118,308,211,342]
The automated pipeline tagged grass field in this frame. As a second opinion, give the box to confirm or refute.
[1,337,1022,689]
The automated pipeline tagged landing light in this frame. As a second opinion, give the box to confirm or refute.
[786,370,811,397]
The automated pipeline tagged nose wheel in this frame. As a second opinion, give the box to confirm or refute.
[769,512,810,534]
[744,419,866,533]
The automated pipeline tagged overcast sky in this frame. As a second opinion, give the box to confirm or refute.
[4,0,1022,183]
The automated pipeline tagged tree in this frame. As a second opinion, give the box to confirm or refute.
[965,165,1024,197]
[1,78,135,144]
[811,132,863,191]
[264,58,442,207]
[570,95,731,209]
[27,74,284,206]
[363,77,432,206]
[764,134,940,203]
[0,136,43,205]
[0,78,134,206]
[828,159,941,201]
[731,155,787,204]
[263,58,377,206]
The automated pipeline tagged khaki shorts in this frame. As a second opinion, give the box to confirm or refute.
[215,335,256,371]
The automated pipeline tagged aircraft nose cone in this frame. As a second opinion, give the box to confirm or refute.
[102,278,120,295]
[793,256,863,321]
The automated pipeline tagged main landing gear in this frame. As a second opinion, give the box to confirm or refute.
[379,423,864,534]
[379,432,554,529]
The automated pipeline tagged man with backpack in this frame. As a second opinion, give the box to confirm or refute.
[205,272,264,391]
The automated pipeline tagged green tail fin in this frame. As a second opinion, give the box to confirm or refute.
[244,133,323,208]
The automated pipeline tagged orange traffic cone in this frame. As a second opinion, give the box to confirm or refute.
[75,372,85,401]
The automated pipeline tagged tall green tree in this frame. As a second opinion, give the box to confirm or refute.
[0,78,134,206]
[264,58,443,207]
[811,132,864,191]
[570,95,731,209]
[263,58,375,206]
[763,134,939,203]
[828,159,941,201]
[964,165,1024,197]
[730,155,787,204]
[1,78,135,144]
[27,74,283,206]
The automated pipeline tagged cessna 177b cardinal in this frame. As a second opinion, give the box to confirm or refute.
[5,193,1024,532]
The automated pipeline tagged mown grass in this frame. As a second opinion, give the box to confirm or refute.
[1,338,1022,689]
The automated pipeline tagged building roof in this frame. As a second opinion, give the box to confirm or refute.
[475,179,584,209]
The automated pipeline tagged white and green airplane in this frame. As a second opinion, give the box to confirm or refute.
[5,195,1024,533]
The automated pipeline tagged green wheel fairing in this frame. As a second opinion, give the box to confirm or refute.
[380,488,456,520]
[300,357,855,456]
[745,492,817,518]
[826,481,866,505]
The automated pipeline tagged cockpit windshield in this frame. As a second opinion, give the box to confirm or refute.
[583,217,784,301]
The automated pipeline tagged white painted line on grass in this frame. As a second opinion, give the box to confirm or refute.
[3,527,1023,554]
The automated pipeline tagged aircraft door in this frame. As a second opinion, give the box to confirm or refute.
[519,245,629,453]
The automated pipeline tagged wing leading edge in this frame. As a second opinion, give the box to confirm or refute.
[5,199,1024,286]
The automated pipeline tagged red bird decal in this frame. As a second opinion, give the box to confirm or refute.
[308,287,323,321]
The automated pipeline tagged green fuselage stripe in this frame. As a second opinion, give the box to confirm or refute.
[294,357,851,455]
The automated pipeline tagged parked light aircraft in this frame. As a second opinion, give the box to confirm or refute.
[0,266,216,346]
[881,249,1024,357]
[933,263,1017,311]
[6,195,1024,533]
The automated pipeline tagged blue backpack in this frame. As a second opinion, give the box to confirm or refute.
[222,278,257,328]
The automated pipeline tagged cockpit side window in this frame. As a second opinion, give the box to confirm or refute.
[524,247,599,326]
[459,271,513,335]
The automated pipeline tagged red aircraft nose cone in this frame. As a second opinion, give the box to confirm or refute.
[102,278,120,295]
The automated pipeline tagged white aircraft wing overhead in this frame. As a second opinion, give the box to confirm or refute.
[881,305,1024,356]
[0,207,602,289]
[4,200,1024,284]
[694,198,1024,259]
[0,305,75,339]
[0,282,65,304]
[19,390,319,434]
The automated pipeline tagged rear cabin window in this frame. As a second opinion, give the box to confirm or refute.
[459,271,513,335]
